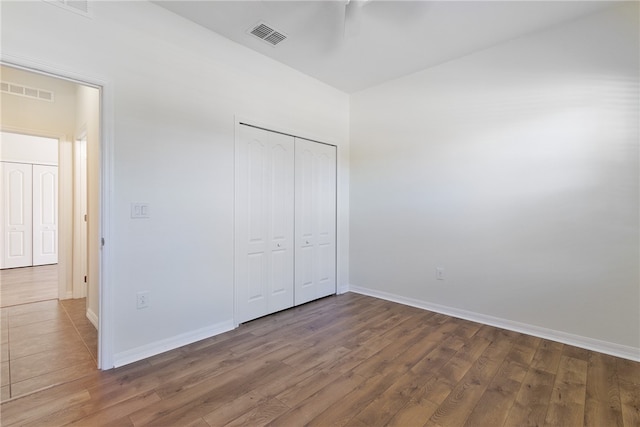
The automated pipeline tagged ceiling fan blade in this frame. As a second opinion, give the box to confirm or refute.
[344,0,365,38]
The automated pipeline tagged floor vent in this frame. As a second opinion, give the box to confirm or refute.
[248,22,287,46]
[1,81,55,103]
[43,0,91,17]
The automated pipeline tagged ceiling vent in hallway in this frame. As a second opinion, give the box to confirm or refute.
[248,22,287,46]
[43,0,91,17]
[1,81,55,103]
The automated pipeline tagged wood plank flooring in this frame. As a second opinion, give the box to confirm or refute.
[1,293,638,426]
[0,265,58,308]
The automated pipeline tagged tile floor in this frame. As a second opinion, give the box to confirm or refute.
[0,298,97,402]
[0,265,58,308]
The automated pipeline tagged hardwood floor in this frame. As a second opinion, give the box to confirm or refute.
[0,265,58,308]
[0,293,638,426]
[0,298,98,402]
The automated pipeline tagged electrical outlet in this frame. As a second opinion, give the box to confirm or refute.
[436,267,445,280]
[136,291,150,309]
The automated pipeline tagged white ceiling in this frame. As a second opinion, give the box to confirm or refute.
[154,1,618,93]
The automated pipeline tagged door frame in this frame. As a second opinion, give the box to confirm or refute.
[1,55,114,369]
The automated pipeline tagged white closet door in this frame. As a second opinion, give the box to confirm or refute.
[33,165,58,266]
[295,139,337,305]
[236,125,295,323]
[0,162,33,269]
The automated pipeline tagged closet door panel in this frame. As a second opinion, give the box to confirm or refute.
[33,165,58,266]
[1,162,33,269]
[267,136,295,313]
[237,130,269,322]
[294,143,316,305]
[316,149,337,297]
[236,125,294,323]
[294,139,337,305]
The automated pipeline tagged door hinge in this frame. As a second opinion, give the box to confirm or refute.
[101,237,105,247]
[84,214,87,222]
[84,275,87,283]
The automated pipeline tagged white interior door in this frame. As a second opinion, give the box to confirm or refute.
[294,139,337,305]
[33,164,58,266]
[236,125,295,324]
[1,162,33,269]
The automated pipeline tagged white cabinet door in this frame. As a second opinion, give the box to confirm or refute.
[0,162,33,269]
[294,138,337,305]
[33,165,58,266]
[236,125,295,323]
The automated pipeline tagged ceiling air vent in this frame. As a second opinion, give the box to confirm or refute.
[43,0,91,17]
[248,22,287,47]
[1,81,55,103]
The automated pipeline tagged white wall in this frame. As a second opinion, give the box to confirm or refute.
[1,1,349,366]
[350,4,639,357]
[0,132,58,165]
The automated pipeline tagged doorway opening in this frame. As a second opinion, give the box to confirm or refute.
[0,64,102,401]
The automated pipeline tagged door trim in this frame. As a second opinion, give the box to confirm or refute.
[1,55,114,369]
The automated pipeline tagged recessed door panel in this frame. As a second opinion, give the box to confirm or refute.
[300,246,314,288]
[9,170,26,225]
[318,243,332,282]
[1,162,33,269]
[248,140,266,246]
[318,153,335,242]
[298,149,314,243]
[247,253,265,301]
[271,144,287,241]
[239,252,267,322]
[41,231,56,254]
[318,242,336,296]
[271,249,286,294]
[8,231,25,257]
[33,165,58,266]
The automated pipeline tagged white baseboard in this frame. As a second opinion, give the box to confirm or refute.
[86,308,99,329]
[113,320,235,368]
[348,284,640,362]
